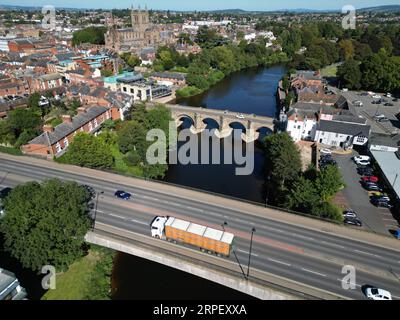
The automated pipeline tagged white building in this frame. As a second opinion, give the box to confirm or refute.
[286,110,318,142]
[315,116,371,149]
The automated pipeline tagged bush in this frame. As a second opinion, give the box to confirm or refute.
[176,86,203,98]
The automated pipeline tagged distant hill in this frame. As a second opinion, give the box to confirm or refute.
[358,5,400,13]
[209,9,247,14]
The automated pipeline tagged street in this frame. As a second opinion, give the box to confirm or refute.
[1,154,400,300]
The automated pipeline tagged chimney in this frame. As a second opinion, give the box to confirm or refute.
[43,124,54,133]
[77,107,86,115]
[62,115,72,124]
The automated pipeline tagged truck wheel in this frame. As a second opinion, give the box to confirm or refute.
[217,253,223,258]
[208,251,213,255]
[155,235,160,239]
[201,248,206,252]
[173,240,177,244]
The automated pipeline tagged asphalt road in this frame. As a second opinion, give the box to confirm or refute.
[1,156,400,300]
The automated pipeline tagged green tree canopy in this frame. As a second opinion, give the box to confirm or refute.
[0,179,91,271]
[64,133,114,169]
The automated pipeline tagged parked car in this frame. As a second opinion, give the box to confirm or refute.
[370,194,390,202]
[236,114,245,119]
[320,159,337,167]
[394,230,400,239]
[114,190,132,200]
[371,198,393,209]
[320,148,332,155]
[356,159,371,166]
[373,114,386,120]
[362,182,382,192]
[343,210,357,218]
[357,167,374,176]
[386,93,392,98]
[354,156,371,162]
[361,176,379,183]
[365,287,392,300]
[353,100,363,107]
[384,103,394,107]
[344,217,362,227]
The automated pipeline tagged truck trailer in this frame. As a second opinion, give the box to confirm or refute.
[150,216,234,257]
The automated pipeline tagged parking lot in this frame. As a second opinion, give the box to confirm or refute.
[341,91,400,135]
[334,151,399,236]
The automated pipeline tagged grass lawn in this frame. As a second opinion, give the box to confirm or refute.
[41,251,100,300]
[321,65,338,77]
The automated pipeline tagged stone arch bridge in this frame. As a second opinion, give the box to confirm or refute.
[147,103,277,143]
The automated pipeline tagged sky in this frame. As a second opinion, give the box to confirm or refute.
[2,0,400,11]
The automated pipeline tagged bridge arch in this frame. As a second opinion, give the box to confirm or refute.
[202,117,221,130]
[228,121,247,133]
[176,114,195,128]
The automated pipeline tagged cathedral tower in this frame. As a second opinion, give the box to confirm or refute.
[131,5,149,32]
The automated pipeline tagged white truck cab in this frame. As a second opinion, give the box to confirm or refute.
[150,216,168,239]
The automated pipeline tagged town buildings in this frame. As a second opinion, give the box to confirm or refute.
[21,105,122,158]
[0,268,27,300]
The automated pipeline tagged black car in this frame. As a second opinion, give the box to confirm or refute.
[357,167,374,176]
[371,198,393,208]
[0,187,12,199]
[384,103,394,107]
[114,190,132,200]
[344,217,362,227]
[362,182,383,192]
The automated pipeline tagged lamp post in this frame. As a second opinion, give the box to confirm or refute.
[222,221,247,280]
[247,227,256,279]
[93,191,104,229]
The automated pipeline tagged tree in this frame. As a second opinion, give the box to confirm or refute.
[338,59,362,90]
[0,179,91,271]
[284,177,320,213]
[64,133,114,169]
[27,92,40,110]
[315,165,345,202]
[7,108,42,139]
[338,39,355,61]
[264,133,302,189]
[72,27,107,46]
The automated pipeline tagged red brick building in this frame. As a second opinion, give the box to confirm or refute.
[21,105,121,158]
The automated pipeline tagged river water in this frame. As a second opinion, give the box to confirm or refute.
[1,65,285,300]
[111,65,286,300]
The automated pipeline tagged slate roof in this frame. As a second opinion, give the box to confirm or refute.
[317,120,371,137]
[151,72,186,80]
[29,106,109,146]
[332,115,367,125]
[370,133,400,148]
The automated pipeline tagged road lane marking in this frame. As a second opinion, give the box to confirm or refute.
[354,249,380,257]
[237,249,259,257]
[336,279,361,288]
[301,268,327,277]
[294,234,314,241]
[321,241,345,249]
[98,211,148,225]
[267,258,291,266]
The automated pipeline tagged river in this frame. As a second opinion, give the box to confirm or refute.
[111,65,286,300]
[0,65,285,300]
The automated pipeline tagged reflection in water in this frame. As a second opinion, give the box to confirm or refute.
[112,65,285,300]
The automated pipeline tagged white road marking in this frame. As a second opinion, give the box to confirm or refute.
[321,241,345,249]
[267,258,291,266]
[302,268,327,277]
[336,279,362,288]
[100,212,147,225]
[354,249,380,258]
[294,234,314,241]
[237,249,259,257]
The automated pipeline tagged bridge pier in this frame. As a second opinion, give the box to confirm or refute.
[241,130,260,143]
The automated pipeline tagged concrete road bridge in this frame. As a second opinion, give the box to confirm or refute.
[147,103,277,143]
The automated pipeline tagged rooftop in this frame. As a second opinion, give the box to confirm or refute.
[29,106,109,146]
[371,150,400,201]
